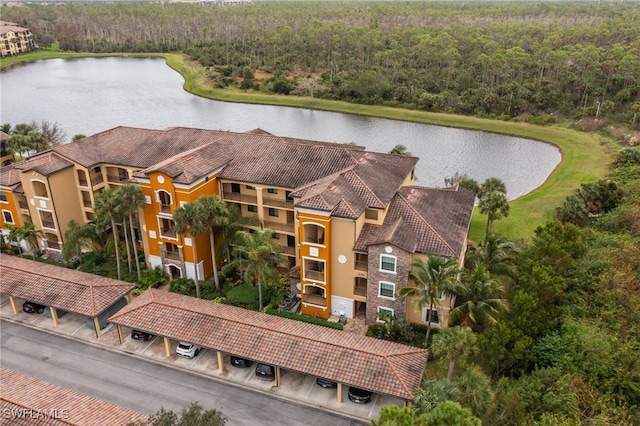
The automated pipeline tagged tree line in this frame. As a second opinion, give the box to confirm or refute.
[3,1,639,126]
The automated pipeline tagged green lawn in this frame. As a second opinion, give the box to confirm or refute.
[3,51,617,242]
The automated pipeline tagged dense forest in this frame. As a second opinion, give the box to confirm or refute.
[3,1,640,424]
[3,1,640,131]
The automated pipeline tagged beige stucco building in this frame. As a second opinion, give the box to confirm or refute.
[0,21,35,57]
[0,126,475,328]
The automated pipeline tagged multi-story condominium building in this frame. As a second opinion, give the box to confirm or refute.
[0,126,475,327]
[0,21,35,57]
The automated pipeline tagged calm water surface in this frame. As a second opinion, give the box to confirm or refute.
[1,57,561,199]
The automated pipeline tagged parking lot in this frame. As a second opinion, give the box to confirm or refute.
[0,294,404,422]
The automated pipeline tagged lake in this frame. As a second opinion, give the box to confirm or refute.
[0,57,561,199]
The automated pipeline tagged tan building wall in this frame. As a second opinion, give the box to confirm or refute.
[0,22,35,57]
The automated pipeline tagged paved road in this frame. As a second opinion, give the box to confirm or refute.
[0,320,366,426]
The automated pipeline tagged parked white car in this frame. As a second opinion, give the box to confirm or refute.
[176,341,202,358]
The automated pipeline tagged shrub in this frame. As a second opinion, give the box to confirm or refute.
[265,308,343,330]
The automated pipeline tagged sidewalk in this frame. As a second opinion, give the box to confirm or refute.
[0,294,402,423]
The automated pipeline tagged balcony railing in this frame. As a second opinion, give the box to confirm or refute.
[263,220,294,233]
[354,285,367,296]
[83,199,92,208]
[78,178,88,187]
[303,293,327,307]
[262,197,294,209]
[107,174,129,183]
[160,228,177,239]
[165,251,181,261]
[41,220,55,229]
[18,200,28,209]
[282,246,296,256]
[354,261,368,271]
[222,192,258,205]
[304,269,325,282]
[160,204,171,214]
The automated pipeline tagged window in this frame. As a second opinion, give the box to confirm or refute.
[39,210,55,230]
[365,209,378,220]
[378,282,395,299]
[380,255,396,273]
[268,208,279,217]
[271,233,280,239]
[0,191,8,203]
[231,183,240,193]
[246,185,255,190]
[287,235,296,247]
[2,210,14,224]
[303,223,325,244]
[267,188,278,194]
[423,308,440,325]
[377,307,394,323]
[248,205,258,213]
[286,191,293,202]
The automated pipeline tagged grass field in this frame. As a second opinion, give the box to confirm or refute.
[3,51,617,243]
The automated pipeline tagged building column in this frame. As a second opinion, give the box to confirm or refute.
[163,337,172,357]
[275,366,281,387]
[217,351,224,371]
[93,317,102,338]
[116,325,125,344]
[337,383,343,403]
[256,187,264,229]
[50,307,59,327]
[8,296,18,315]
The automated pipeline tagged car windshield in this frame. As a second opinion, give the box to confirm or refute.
[178,343,191,349]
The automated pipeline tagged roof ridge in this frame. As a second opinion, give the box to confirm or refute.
[145,289,425,357]
[347,169,384,208]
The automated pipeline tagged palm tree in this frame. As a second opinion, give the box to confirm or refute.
[431,326,477,381]
[62,220,103,262]
[119,184,146,281]
[7,223,41,259]
[389,144,411,156]
[479,177,507,196]
[94,188,124,280]
[173,201,208,298]
[197,195,229,292]
[226,229,284,311]
[398,256,460,346]
[218,204,260,265]
[455,366,494,418]
[413,379,459,415]
[478,190,509,242]
[465,235,518,280]
[450,265,508,331]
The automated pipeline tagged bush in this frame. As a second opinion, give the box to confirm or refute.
[614,147,640,168]
[265,308,343,330]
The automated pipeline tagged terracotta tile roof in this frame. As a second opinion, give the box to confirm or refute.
[354,186,475,258]
[110,289,428,400]
[292,153,418,218]
[54,127,229,170]
[0,255,135,316]
[135,141,233,185]
[0,163,22,188]
[0,130,9,141]
[10,151,73,177]
[0,368,148,426]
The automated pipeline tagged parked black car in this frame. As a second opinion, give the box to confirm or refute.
[348,387,373,404]
[131,329,154,341]
[255,363,275,380]
[230,356,253,368]
[23,301,45,314]
[316,377,338,388]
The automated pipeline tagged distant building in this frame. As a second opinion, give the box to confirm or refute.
[0,21,35,57]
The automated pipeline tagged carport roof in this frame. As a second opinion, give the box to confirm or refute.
[0,368,148,425]
[0,255,135,317]
[109,289,429,401]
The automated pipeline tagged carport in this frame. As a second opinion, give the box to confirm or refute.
[109,288,428,404]
[0,255,135,338]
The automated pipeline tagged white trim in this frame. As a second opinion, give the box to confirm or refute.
[376,306,394,323]
[379,254,397,273]
[378,281,396,300]
[2,209,15,224]
[297,208,331,217]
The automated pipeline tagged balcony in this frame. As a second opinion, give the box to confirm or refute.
[262,197,294,209]
[41,220,55,229]
[282,246,295,256]
[354,261,368,271]
[165,251,181,261]
[304,269,325,282]
[159,203,171,214]
[303,293,327,307]
[263,220,295,234]
[354,284,367,297]
[222,191,258,205]
[160,228,177,239]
